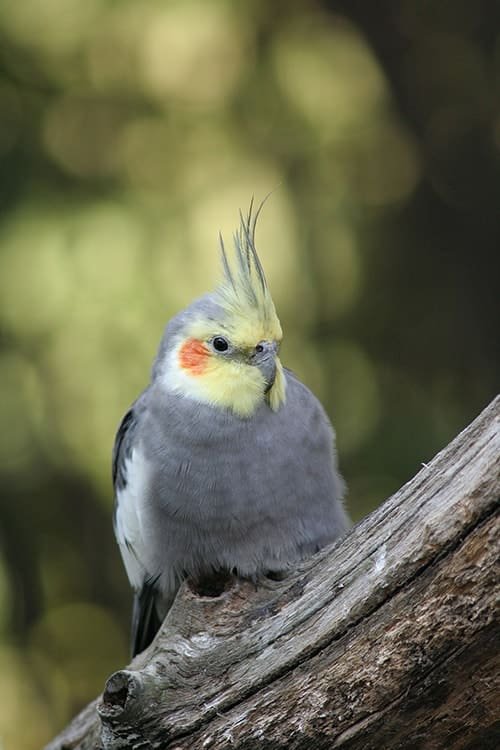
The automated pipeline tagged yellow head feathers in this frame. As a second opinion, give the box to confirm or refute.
[174,200,287,416]
[215,200,283,346]
[215,201,287,414]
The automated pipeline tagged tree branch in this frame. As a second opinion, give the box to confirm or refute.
[46,396,500,750]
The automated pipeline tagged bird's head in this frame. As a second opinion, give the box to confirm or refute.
[158,203,286,417]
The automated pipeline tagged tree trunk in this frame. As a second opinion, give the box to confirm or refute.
[46,397,500,750]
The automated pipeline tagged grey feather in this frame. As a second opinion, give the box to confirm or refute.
[139,369,348,589]
[114,315,348,655]
[113,222,349,656]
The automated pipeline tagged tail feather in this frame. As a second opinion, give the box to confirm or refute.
[131,582,160,657]
[131,580,181,657]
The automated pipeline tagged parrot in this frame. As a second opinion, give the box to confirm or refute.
[112,202,350,656]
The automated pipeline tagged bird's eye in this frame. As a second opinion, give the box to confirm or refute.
[255,343,264,353]
[212,336,229,352]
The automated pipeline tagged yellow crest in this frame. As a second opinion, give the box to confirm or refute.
[214,199,287,412]
[215,199,283,344]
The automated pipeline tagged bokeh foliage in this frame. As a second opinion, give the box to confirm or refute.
[0,1,498,747]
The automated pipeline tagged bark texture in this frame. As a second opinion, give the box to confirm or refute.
[46,397,500,750]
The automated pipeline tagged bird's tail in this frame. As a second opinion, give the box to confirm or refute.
[131,580,179,657]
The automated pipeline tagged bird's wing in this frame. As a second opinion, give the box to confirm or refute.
[112,391,150,587]
[112,407,137,489]
[113,391,161,654]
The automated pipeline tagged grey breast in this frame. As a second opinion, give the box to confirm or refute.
[139,370,348,584]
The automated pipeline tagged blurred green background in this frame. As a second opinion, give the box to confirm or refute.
[0,0,498,747]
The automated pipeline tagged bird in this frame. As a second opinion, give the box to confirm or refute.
[112,201,350,656]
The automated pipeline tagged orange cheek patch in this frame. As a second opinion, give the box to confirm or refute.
[178,338,210,375]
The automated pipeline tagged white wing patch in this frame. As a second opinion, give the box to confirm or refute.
[115,447,151,591]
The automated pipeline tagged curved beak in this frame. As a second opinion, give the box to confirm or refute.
[250,341,278,392]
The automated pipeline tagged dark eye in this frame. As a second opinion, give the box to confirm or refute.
[213,336,229,352]
[255,343,264,353]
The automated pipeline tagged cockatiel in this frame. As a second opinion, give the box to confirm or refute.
[113,203,350,656]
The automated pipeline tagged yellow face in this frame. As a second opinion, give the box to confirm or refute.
[163,318,286,418]
[162,204,287,416]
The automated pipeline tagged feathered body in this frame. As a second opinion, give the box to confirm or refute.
[113,206,349,655]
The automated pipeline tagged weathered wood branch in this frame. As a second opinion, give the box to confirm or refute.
[47,397,500,750]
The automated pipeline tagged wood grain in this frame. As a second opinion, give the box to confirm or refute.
[46,396,500,750]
